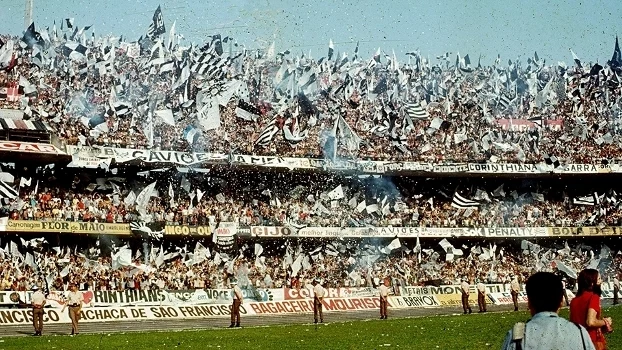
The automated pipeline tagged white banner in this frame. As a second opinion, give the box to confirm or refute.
[488,291,529,305]
[399,284,511,297]
[0,304,254,325]
[250,226,549,238]
[63,145,619,175]
[389,295,442,308]
[283,287,377,300]
[0,288,285,308]
[68,155,106,168]
[66,145,228,166]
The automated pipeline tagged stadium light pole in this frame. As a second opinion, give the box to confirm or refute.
[24,0,33,29]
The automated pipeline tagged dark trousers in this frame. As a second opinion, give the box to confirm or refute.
[614,286,619,305]
[230,300,241,325]
[461,293,472,313]
[477,292,486,312]
[314,297,323,322]
[511,291,519,311]
[379,297,388,318]
[32,308,43,334]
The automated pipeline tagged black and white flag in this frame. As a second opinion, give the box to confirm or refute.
[235,100,261,122]
[0,180,18,199]
[405,102,429,120]
[147,5,166,40]
[544,154,561,168]
[62,42,88,60]
[255,119,280,146]
[130,221,165,240]
[573,193,601,206]
[451,192,479,209]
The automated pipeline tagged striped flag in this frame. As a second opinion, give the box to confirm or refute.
[0,118,50,132]
[255,119,280,146]
[0,180,17,199]
[573,193,602,206]
[235,100,260,122]
[405,102,429,120]
[498,94,513,110]
[113,102,131,116]
[451,193,479,209]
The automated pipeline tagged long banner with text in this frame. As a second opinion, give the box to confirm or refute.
[0,220,238,237]
[0,288,284,308]
[0,294,456,325]
[3,221,622,237]
[249,226,622,238]
[65,145,622,175]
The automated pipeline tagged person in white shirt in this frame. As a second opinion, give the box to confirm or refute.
[30,286,46,336]
[378,279,390,319]
[476,280,487,313]
[62,284,84,336]
[461,278,472,314]
[313,278,325,324]
[511,276,520,312]
[229,280,243,328]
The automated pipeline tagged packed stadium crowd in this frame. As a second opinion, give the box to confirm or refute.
[2,24,622,164]
[0,235,612,293]
[1,168,621,228]
[1,15,621,312]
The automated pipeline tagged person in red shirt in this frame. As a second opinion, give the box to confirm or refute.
[569,269,613,350]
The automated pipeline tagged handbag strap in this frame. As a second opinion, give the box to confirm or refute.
[574,322,587,350]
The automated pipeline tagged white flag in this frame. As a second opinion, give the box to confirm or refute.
[112,247,132,270]
[193,242,210,265]
[124,191,136,205]
[387,238,401,251]
[366,204,379,214]
[196,188,205,202]
[155,109,175,126]
[25,252,37,270]
[19,177,31,187]
[60,264,71,277]
[214,252,222,266]
[216,193,225,203]
[135,181,157,215]
[155,246,165,267]
[168,182,176,207]
[356,200,366,213]
[439,238,453,252]
[255,243,264,257]
[327,185,344,200]
[291,255,303,277]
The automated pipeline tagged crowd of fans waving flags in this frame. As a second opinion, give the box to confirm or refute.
[0,5,621,164]
[1,6,622,291]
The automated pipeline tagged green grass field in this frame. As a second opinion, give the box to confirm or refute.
[1,307,621,350]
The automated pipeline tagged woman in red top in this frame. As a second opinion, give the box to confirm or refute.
[569,269,613,350]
